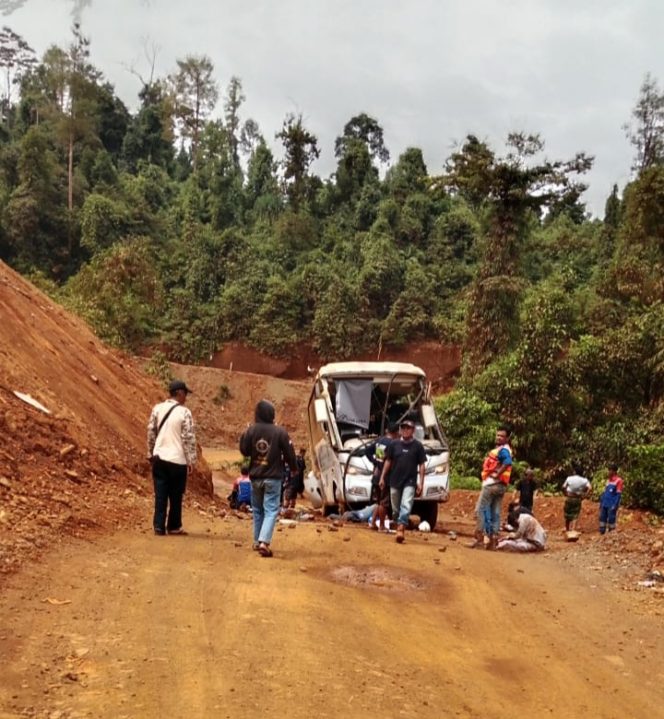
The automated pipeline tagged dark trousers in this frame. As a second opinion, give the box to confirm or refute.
[152,459,187,532]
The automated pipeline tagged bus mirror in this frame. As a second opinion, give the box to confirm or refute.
[314,398,329,424]
[422,404,437,428]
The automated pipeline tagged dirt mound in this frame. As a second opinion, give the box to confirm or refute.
[210,340,461,390]
[0,261,211,576]
[171,362,310,452]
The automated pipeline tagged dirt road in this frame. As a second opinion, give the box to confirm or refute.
[1,498,663,719]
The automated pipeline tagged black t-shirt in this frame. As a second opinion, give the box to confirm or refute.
[385,438,427,489]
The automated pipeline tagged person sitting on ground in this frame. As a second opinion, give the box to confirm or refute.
[497,504,547,553]
[228,465,252,510]
[562,464,592,532]
[599,463,624,534]
[515,466,538,512]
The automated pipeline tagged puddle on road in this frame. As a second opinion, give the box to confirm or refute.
[329,565,427,592]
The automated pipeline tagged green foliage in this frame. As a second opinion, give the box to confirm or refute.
[143,350,172,384]
[80,193,128,253]
[624,444,664,514]
[434,389,499,477]
[62,238,163,349]
[449,474,482,491]
[1,40,663,511]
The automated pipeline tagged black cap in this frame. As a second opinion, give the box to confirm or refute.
[169,379,193,395]
[400,419,416,428]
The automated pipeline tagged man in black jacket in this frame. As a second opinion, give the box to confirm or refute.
[239,400,297,557]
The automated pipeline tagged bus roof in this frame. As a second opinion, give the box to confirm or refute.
[316,361,426,380]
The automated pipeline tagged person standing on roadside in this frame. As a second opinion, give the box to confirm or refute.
[240,400,297,558]
[599,463,624,534]
[147,379,197,536]
[379,419,426,544]
[368,423,399,531]
[515,466,538,512]
[294,448,307,499]
[471,425,513,550]
[562,463,592,533]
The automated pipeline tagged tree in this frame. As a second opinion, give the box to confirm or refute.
[624,73,664,175]
[276,112,320,211]
[0,26,36,129]
[4,125,67,274]
[334,112,389,164]
[245,137,281,220]
[443,132,593,372]
[121,81,174,172]
[223,75,244,169]
[169,54,218,172]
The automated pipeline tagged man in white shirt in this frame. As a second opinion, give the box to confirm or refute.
[562,465,592,532]
[497,506,547,552]
[147,379,197,535]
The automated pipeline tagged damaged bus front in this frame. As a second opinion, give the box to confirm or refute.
[304,362,450,529]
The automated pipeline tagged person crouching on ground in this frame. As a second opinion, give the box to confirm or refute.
[562,464,592,532]
[379,419,426,544]
[239,400,297,558]
[599,463,624,534]
[471,425,513,550]
[146,379,197,536]
[228,465,252,510]
[497,505,547,553]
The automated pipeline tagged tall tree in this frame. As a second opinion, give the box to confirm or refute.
[276,112,319,212]
[121,80,174,171]
[444,132,593,372]
[223,75,244,170]
[169,54,218,172]
[0,26,36,130]
[334,112,389,164]
[624,73,664,174]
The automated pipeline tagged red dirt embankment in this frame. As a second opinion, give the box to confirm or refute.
[210,340,461,389]
[0,261,211,576]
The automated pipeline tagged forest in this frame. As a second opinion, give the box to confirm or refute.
[0,24,663,511]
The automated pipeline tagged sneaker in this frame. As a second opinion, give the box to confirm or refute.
[154,529,166,536]
[168,528,188,535]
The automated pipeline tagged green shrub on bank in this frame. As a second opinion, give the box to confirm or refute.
[624,444,664,514]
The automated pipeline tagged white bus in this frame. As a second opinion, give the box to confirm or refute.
[304,361,450,529]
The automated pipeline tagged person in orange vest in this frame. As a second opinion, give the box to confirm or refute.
[470,424,513,550]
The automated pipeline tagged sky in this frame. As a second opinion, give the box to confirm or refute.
[3,0,663,216]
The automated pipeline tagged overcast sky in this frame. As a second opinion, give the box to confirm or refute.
[4,0,663,216]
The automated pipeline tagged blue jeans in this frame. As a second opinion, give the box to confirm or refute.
[476,483,506,536]
[390,485,416,527]
[251,478,282,544]
[152,459,187,532]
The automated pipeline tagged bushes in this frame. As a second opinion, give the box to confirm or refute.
[434,388,499,477]
[624,444,664,514]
